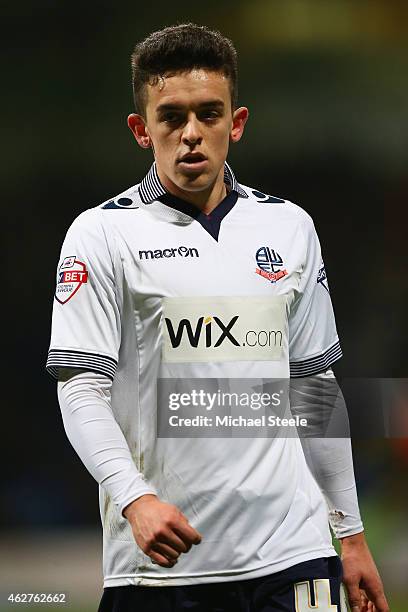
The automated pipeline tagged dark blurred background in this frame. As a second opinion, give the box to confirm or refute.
[2,0,407,609]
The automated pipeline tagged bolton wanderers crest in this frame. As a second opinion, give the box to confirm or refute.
[255,247,288,284]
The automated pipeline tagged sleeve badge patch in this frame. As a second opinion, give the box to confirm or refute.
[55,256,88,304]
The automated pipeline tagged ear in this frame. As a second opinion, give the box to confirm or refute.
[230,107,249,143]
[127,113,151,149]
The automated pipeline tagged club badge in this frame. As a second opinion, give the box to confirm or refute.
[255,247,288,283]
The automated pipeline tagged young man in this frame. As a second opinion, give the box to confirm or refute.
[47,24,389,612]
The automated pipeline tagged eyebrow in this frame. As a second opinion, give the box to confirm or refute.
[156,100,225,114]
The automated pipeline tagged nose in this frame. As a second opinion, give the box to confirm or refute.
[182,114,202,146]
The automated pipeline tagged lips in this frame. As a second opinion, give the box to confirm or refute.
[178,153,207,164]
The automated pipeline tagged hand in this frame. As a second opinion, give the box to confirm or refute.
[340,532,389,612]
[123,494,202,568]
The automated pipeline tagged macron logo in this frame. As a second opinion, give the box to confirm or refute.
[139,246,199,260]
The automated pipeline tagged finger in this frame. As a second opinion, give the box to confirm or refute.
[362,572,389,612]
[360,591,369,612]
[173,521,202,545]
[160,531,191,554]
[152,542,180,561]
[364,584,389,612]
[344,579,362,611]
[363,594,373,612]
[360,594,369,612]
[149,550,177,568]
[178,513,202,542]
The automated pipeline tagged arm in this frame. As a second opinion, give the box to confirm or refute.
[291,369,389,612]
[58,368,201,567]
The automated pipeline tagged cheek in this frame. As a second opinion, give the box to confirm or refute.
[151,133,177,158]
[211,129,230,154]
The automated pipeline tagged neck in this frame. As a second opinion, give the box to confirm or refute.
[157,166,227,215]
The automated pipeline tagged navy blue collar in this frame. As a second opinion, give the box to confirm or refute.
[138,161,248,204]
[158,189,239,241]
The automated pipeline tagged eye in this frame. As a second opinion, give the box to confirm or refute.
[200,110,220,121]
[162,112,183,124]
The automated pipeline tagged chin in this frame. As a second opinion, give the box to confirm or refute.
[177,172,213,192]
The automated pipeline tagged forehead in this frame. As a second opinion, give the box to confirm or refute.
[145,69,231,111]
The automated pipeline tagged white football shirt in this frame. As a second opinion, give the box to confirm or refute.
[47,162,342,586]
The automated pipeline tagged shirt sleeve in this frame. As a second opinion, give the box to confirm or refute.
[57,369,157,515]
[289,211,342,377]
[46,208,121,380]
[291,369,364,539]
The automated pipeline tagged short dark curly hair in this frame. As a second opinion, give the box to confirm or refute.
[131,23,238,116]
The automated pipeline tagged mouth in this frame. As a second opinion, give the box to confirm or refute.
[177,153,208,170]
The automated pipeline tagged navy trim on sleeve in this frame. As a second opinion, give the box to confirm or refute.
[289,340,342,378]
[46,349,117,380]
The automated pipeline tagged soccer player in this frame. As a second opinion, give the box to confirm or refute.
[47,24,389,612]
